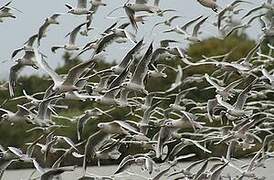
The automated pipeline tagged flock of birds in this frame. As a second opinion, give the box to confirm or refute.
[1,0,274,179]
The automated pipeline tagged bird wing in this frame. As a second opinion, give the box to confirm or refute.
[83,130,108,172]
[123,29,137,44]
[103,21,118,34]
[11,47,23,59]
[15,104,30,117]
[204,73,222,91]
[124,6,138,32]
[63,59,96,86]
[216,94,234,110]
[118,39,143,70]
[57,136,78,151]
[131,42,153,85]
[181,15,203,31]
[34,49,63,85]
[77,113,93,141]
[25,34,38,47]
[168,142,188,160]
[69,23,86,45]
[95,33,117,54]
[192,16,208,37]
[113,120,140,134]
[234,78,256,110]
[262,68,274,83]
[8,63,24,97]
[38,21,50,46]
[0,1,12,10]
[114,155,135,174]
[242,6,263,19]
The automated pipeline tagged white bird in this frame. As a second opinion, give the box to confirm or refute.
[65,0,91,15]
[0,105,30,125]
[37,13,62,46]
[0,1,16,21]
[122,42,153,94]
[11,34,38,59]
[35,49,102,94]
[51,23,86,53]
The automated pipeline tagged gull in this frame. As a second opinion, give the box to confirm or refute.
[111,39,143,75]
[11,34,38,59]
[150,154,196,180]
[0,1,16,21]
[0,105,30,125]
[217,118,263,148]
[132,91,166,111]
[80,0,107,36]
[230,148,263,178]
[163,15,203,35]
[242,1,274,20]
[228,13,265,37]
[204,73,241,100]
[33,160,75,180]
[65,0,91,15]
[93,140,121,166]
[37,13,61,46]
[90,0,107,12]
[35,49,102,94]
[27,133,65,162]
[181,55,252,73]
[261,68,274,86]
[197,0,219,12]
[216,78,256,118]
[164,65,183,93]
[79,24,136,56]
[52,141,86,168]
[114,154,156,175]
[122,42,153,95]
[160,39,180,48]
[83,121,142,173]
[168,87,197,112]
[168,138,211,161]
[217,0,251,29]
[0,146,37,179]
[151,15,182,32]
[156,112,202,158]
[123,0,161,31]
[92,66,129,105]
[9,51,38,97]
[147,64,168,78]
[138,100,162,135]
[98,120,142,135]
[76,107,113,141]
[51,22,86,53]
[168,159,207,178]
[183,16,209,43]
[196,161,229,179]
[164,15,208,42]
[25,94,65,127]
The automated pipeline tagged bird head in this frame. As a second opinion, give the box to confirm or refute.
[163,120,174,127]
[1,114,9,121]
[97,123,105,129]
